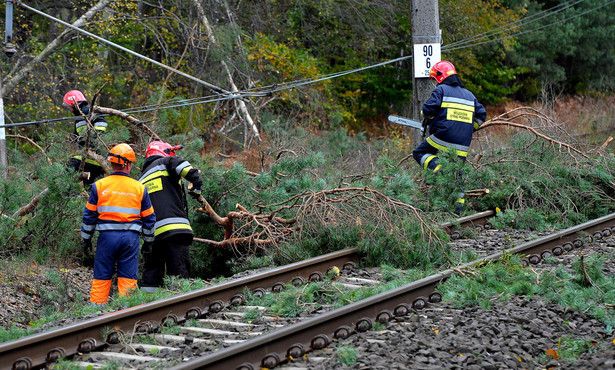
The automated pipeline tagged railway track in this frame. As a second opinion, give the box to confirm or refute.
[4,210,615,370]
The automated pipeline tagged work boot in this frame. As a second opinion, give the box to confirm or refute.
[141,286,157,293]
[90,302,107,310]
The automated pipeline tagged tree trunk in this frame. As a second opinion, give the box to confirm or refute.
[190,0,261,146]
[2,0,111,96]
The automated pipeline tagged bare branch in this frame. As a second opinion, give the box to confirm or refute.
[12,188,49,218]
[7,134,52,165]
[93,106,161,141]
[478,107,589,160]
[3,0,111,96]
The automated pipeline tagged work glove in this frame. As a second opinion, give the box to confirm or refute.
[188,187,202,200]
[141,241,154,255]
[81,238,93,254]
[421,118,430,138]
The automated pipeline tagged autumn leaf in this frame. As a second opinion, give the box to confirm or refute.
[546,349,559,360]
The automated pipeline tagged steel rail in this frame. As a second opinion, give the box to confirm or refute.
[0,248,360,370]
[0,211,496,369]
[169,211,615,370]
[440,210,496,239]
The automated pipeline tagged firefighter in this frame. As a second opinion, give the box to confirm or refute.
[412,60,487,215]
[137,141,203,292]
[81,143,156,307]
[63,90,108,185]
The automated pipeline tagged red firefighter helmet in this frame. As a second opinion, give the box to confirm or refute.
[146,141,182,158]
[429,61,457,84]
[107,143,136,166]
[62,90,87,109]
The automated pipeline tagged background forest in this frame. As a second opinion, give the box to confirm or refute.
[1,0,615,279]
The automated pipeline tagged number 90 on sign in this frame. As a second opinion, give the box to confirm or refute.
[413,43,441,78]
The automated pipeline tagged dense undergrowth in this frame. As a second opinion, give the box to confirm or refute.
[2,105,615,348]
[2,110,615,278]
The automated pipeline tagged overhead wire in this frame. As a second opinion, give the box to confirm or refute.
[445,0,586,50]
[444,0,615,52]
[3,0,612,128]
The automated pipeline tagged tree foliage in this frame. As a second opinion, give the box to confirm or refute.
[1,0,615,282]
[0,0,613,134]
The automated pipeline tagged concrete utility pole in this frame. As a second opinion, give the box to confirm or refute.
[411,0,441,145]
[0,76,6,179]
[1,0,17,179]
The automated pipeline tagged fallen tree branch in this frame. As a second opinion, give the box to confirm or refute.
[193,187,449,265]
[12,188,49,218]
[93,106,161,141]
[596,136,613,156]
[86,149,111,174]
[478,107,589,160]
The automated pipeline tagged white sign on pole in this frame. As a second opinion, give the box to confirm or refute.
[413,43,441,78]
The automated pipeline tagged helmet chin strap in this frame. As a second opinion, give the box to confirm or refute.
[108,152,131,166]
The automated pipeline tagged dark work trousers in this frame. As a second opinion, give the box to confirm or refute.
[67,157,106,185]
[140,234,192,288]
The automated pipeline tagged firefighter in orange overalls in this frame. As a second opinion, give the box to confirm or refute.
[81,143,156,307]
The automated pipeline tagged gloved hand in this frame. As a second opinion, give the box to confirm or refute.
[141,241,153,255]
[188,187,202,200]
[421,118,430,137]
[81,238,93,254]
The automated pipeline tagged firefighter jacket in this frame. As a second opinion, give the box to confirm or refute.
[138,155,203,240]
[73,103,108,138]
[69,103,107,177]
[81,172,156,242]
[421,77,487,158]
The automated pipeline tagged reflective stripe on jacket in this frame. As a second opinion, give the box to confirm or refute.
[81,172,156,241]
[421,83,487,149]
[138,156,202,239]
[75,116,108,136]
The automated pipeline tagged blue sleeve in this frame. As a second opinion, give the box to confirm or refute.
[474,99,487,123]
[140,188,157,242]
[81,183,99,239]
[421,87,443,117]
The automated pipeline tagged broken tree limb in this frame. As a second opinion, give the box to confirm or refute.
[86,149,111,174]
[93,106,161,141]
[193,195,234,239]
[12,188,49,218]
[193,186,449,266]
[478,107,589,160]
[597,136,613,156]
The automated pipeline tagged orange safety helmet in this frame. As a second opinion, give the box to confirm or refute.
[107,143,136,166]
[429,61,457,84]
[63,90,87,109]
[145,141,182,158]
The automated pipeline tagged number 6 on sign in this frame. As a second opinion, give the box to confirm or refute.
[413,43,441,78]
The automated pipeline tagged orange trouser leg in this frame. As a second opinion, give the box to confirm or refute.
[117,277,138,297]
[90,279,112,304]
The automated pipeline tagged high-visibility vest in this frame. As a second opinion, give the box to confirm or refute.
[82,172,156,241]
